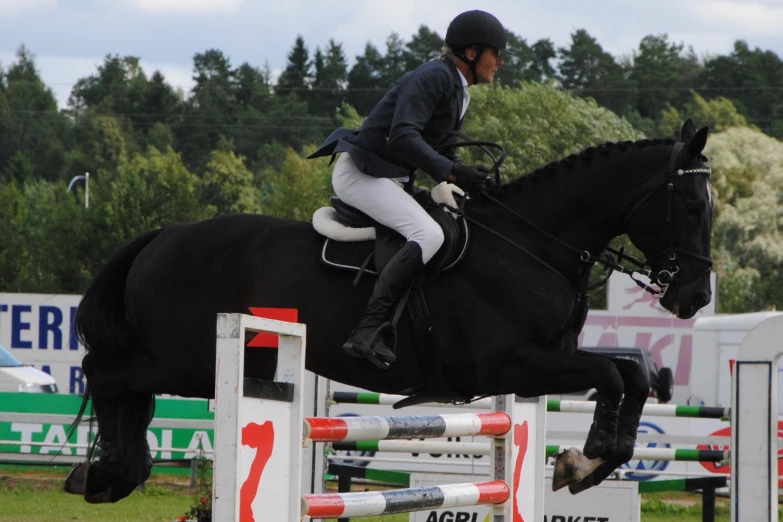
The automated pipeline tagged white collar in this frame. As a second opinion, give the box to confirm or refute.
[456,69,469,89]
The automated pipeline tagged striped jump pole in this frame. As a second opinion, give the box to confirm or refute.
[547,445,729,463]
[304,412,510,442]
[330,391,493,409]
[332,439,492,456]
[547,399,730,419]
[332,441,730,462]
[302,480,509,519]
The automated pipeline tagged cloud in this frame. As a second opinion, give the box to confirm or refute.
[126,0,245,15]
[694,0,783,35]
[0,0,56,16]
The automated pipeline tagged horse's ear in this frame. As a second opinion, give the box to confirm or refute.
[680,119,697,143]
[687,127,709,157]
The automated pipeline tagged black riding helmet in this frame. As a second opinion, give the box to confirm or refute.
[445,10,510,84]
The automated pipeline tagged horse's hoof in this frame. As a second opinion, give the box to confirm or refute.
[552,448,581,491]
[85,487,115,504]
[63,463,89,495]
[568,474,597,495]
[83,464,142,504]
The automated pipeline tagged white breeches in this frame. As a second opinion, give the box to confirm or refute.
[332,153,444,263]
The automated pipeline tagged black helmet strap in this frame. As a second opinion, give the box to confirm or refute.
[454,45,485,85]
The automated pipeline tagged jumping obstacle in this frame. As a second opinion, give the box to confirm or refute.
[301,480,510,518]
[730,314,783,522]
[305,412,511,441]
[331,390,731,418]
[212,313,547,521]
[331,440,728,463]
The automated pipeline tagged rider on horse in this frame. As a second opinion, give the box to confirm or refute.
[310,10,510,369]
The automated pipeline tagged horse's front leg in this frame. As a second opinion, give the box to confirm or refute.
[497,346,624,492]
[567,355,650,494]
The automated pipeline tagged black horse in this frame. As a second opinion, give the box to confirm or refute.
[64,120,712,504]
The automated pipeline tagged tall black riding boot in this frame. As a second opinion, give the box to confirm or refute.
[343,241,424,369]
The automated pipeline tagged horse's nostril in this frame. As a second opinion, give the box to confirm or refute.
[693,293,710,309]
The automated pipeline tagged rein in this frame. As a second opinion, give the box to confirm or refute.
[446,140,713,299]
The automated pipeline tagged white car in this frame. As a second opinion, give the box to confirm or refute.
[0,343,58,393]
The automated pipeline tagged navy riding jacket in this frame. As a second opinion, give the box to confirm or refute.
[309,57,466,181]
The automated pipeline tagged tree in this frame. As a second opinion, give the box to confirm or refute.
[346,42,386,115]
[658,91,751,138]
[462,82,643,176]
[405,25,443,70]
[12,179,91,293]
[1,46,70,182]
[199,147,259,214]
[258,145,333,221]
[87,147,214,268]
[310,39,348,118]
[706,126,783,311]
[629,35,703,120]
[529,39,557,82]
[493,31,535,86]
[558,29,634,115]
[0,180,29,290]
[381,33,408,87]
[137,70,182,148]
[176,49,235,170]
[700,40,783,139]
[231,62,274,164]
[74,114,128,175]
[69,55,147,116]
[276,36,311,99]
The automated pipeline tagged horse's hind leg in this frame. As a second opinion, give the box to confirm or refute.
[83,387,155,503]
[568,356,650,494]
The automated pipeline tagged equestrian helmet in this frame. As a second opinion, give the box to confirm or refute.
[445,10,508,52]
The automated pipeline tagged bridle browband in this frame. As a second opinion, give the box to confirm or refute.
[447,140,713,299]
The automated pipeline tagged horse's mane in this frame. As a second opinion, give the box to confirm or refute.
[494,137,676,193]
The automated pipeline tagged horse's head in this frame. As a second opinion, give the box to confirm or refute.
[624,120,713,319]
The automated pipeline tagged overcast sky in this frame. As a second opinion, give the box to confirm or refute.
[2,0,782,108]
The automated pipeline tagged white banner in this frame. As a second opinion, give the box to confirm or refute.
[0,293,85,393]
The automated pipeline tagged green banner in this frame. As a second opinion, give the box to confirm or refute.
[0,392,215,460]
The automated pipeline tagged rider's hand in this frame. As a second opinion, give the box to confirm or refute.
[451,164,489,194]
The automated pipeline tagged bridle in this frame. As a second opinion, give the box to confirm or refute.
[619,141,713,299]
[444,138,713,299]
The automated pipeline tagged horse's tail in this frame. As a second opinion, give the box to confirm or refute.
[67,229,163,501]
[76,228,164,363]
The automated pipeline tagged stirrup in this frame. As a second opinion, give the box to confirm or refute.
[343,322,397,370]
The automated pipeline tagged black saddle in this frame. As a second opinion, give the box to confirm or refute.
[321,191,469,280]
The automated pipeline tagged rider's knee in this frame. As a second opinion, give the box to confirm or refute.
[419,225,445,263]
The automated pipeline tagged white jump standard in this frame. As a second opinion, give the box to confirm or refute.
[212,313,547,522]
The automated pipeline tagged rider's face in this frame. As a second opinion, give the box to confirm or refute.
[466,46,504,84]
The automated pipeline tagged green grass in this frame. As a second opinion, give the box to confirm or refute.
[0,485,193,522]
[0,465,195,522]
[0,464,765,522]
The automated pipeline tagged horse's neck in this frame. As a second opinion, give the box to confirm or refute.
[498,154,637,256]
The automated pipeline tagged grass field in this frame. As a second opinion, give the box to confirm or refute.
[0,463,741,522]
